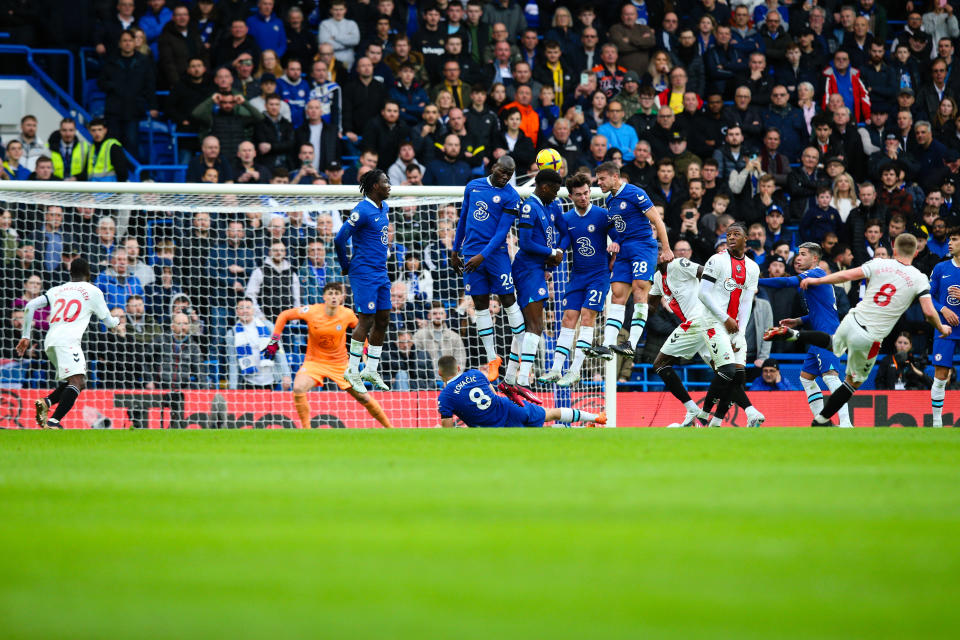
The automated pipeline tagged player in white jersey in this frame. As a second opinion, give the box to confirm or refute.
[15,258,120,428]
[698,224,766,427]
[650,254,739,427]
[765,233,951,426]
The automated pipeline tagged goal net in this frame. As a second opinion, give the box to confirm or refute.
[0,182,614,429]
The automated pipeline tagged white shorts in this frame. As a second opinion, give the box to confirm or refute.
[833,313,882,384]
[46,345,86,381]
[661,318,735,366]
[730,332,747,366]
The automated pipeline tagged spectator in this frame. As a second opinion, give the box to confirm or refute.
[395,252,434,304]
[192,91,263,158]
[425,134,472,186]
[597,100,639,162]
[318,0,360,69]
[2,141,30,180]
[245,241,300,320]
[212,219,256,308]
[414,302,467,368]
[16,115,44,172]
[483,0,527,42]
[227,297,292,390]
[86,215,117,271]
[93,307,144,388]
[342,57,389,149]
[876,332,933,390]
[284,7,316,70]
[186,135,234,183]
[877,163,915,217]
[390,62,429,126]
[298,239,341,305]
[821,50,871,123]
[609,3,656,74]
[213,19,261,69]
[306,60,342,131]
[787,147,828,221]
[146,312,204,397]
[27,157,56,182]
[362,101,411,170]
[232,140,271,185]
[387,141,425,186]
[713,124,749,182]
[492,107,536,171]
[381,330,434,390]
[246,0,286,59]
[592,43,627,99]
[47,118,89,181]
[253,94,296,170]
[801,186,843,243]
[139,0,172,58]
[750,359,795,390]
[123,237,154,288]
[99,30,158,157]
[169,58,216,161]
[272,58,308,127]
[231,52,261,99]
[706,25,746,95]
[95,0,137,58]
[94,248,145,310]
[294,100,340,173]
[423,220,459,304]
[157,4,207,89]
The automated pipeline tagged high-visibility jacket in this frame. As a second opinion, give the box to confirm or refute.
[87,138,122,182]
[51,140,91,179]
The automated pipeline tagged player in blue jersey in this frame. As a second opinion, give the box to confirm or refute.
[929,228,960,427]
[539,172,617,386]
[595,161,673,358]
[436,355,605,427]
[503,168,567,391]
[758,242,851,427]
[451,157,529,387]
[334,169,393,392]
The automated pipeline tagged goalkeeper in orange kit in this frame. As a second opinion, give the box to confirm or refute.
[261,282,393,428]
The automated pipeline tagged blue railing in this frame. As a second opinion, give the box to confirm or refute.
[0,45,77,118]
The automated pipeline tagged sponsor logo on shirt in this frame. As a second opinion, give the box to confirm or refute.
[474,200,490,221]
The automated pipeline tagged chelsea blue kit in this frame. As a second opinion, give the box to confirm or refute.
[438,368,546,427]
[454,177,522,296]
[606,182,658,283]
[334,197,391,314]
[562,204,615,312]
[931,258,960,366]
[513,194,567,306]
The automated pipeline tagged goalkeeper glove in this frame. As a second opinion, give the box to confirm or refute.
[261,334,282,360]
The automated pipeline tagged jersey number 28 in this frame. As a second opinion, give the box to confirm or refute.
[50,299,81,323]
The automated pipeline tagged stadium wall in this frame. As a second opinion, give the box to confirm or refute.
[1,390,956,429]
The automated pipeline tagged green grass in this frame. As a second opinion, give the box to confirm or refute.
[1,430,959,639]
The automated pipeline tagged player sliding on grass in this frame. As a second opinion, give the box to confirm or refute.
[452,157,531,392]
[262,282,393,429]
[436,355,605,428]
[758,242,851,427]
[16,257,120,429]
[502,168,566,396]
[928,228,960,427]
[539,172,618,387]
[765,233,951,426]
[596,161,672,358]
[334,169,392,393]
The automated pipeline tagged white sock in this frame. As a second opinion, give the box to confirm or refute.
[517,332,540,385]
[366,345,382,373]
[824,374,851,427]
[505,302,525,335]
[348,339,364,370]
[800,377,824,417]
[475,308,498,361]
[932,377,948,425]
[684,400,700,413]
[709,416,723,427]
[552,327,576,372]
[505,333,522,384]
[628,302,648,347]
[558,407,598,423]
[603,303,625,346]
[570,325,594,373]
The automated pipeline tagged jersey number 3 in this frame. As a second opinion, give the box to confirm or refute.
[50,299,81,323]
[469,387,492,410]
[873,283,896,307]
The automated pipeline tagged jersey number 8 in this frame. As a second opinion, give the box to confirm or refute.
[469,387,492,410]
[873,283,896,307]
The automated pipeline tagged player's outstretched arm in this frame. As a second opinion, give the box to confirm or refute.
[920,295,953,337]
[439,417,457,428]
[16,296,49,355]
[478,209,517,259]
[333,223,354,274]
[263,307,303,360]
[799,267,865,289]
[645,207,673,262]
[758,275,801,289]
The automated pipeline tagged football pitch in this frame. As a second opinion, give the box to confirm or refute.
[2,429,959,639]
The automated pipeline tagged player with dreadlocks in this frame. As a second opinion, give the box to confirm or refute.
[331,168,393,392]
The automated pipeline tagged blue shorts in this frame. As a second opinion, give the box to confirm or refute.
[931,336,960,367]
[463,250,515,296]
[503,401,546,427]
[563,273,610,312]
[351,277,391,314]
[801,346,842,377]
[513,264,549,307]
[611,241,658,283]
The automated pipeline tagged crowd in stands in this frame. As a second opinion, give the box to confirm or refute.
[3,0,960,389]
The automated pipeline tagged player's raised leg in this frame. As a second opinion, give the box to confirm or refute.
[539,308,577,383]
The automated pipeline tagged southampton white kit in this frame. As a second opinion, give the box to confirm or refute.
[37,282,116,380]
[837,259,931,383]
[653,258,735,365]
[701,251,760,366]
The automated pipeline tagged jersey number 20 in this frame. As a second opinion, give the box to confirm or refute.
[50,299,81,323]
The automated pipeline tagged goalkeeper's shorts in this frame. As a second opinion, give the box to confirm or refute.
[300,361,351,390]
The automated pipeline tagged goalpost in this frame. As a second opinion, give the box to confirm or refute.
[0,181,616,429]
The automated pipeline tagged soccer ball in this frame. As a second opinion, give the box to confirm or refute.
[536,148,564,172]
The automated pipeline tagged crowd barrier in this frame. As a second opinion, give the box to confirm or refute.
[0,390,955,429]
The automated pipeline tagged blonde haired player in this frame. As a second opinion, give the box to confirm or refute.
[766,233,951,426]
[261,282,393,428]
[16,257,120,428]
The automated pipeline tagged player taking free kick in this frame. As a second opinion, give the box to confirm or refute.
[262,282,393,429]
[334,169,393,393]
[436,355,605,428]
[765,233,951,426]
[16,257,120,429]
